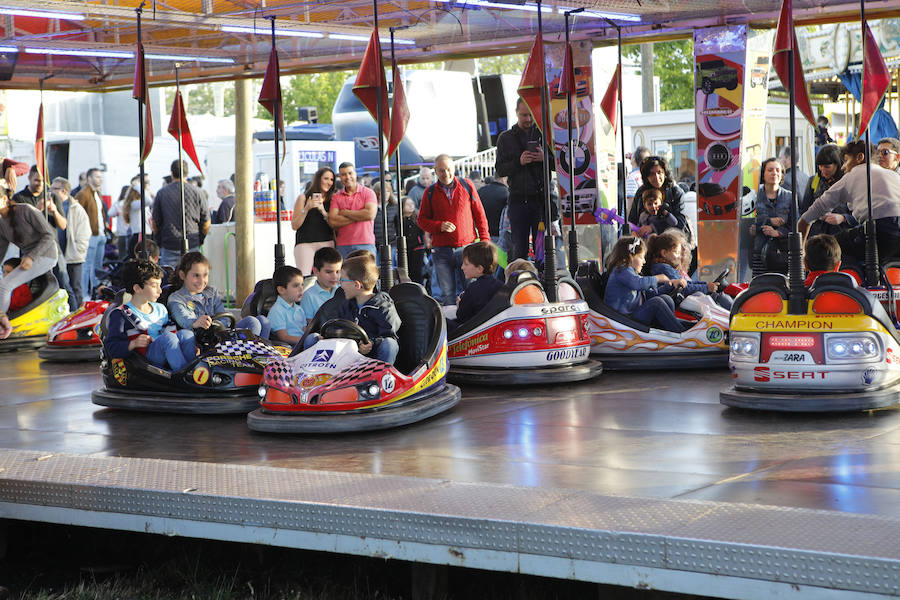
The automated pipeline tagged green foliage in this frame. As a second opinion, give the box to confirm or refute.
[260,70,353,124]
[623,39,695,111]
[476,54,527,75]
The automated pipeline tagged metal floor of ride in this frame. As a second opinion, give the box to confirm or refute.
[3,350,900,598]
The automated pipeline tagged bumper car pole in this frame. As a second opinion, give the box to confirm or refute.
[268,18,286,271]
[785,30,805,316]
[390,27,409,278]
[135,3,149,262]
[174,64,190,258]
[563,9,583,278]
[373,0,393,291]
[536,0,557,302]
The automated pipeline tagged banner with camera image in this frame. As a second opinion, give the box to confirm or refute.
[694,25,747,283]
[546,40,607,227]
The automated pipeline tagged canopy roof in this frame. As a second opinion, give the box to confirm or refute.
[1,0,897,91]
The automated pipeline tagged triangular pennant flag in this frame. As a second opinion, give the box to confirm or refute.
[388,58,409,158]
[772,0,817,128]
[860,20,890,137]
[600,64,620,133]
[34,103,44,178]
[258,45,285,140]
[132,41,153,164]
[517,33,547,133]
[353,28,391,155]
[558,42,577,97]
[168,89,203,174]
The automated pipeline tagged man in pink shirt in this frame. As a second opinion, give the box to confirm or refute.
[329,162,378,258]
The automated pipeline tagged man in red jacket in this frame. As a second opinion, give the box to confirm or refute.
[418,154,491,305]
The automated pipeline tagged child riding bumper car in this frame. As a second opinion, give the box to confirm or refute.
[92,290,288,414]
[248,282,461,433]
[721,272,900,412]
[576,260,730,369]
[446,271,602,385]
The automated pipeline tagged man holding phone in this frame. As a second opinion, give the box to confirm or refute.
[494,97,553,262]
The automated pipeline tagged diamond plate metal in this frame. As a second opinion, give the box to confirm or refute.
[1,450,899,597]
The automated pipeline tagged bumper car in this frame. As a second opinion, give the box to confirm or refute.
[38,292,113,361]
[576,260,730,369]
[446,271,602,385]
[1,272,69,352]
[247,282,461,433]
[721,272,900,412]
[92,293,289,414]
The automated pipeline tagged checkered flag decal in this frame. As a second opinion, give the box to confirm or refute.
[264,359,293,388]
[320,358,389,389]
[216,338,281,358]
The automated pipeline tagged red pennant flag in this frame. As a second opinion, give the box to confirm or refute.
[168,90,203,175]
[353,28,391,154]
[132,41,153,164]
[600,64,620,133]
[258,45,285,138]
[860,21,890,137]
[34,103,44,178]
[558,42,577,97]
[772,0,817,128]
[388,59,409,158]
[517,33,547,133]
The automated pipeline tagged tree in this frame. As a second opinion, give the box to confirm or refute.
[258,70,351,124]
[624,39,694,111]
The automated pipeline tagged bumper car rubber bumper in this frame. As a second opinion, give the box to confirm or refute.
[720,383,900,412]
[448,359,603,386]
[92,388,261,414]
[0,335,47,353]
[38,344,101,362]
[592,350,727,370]
[247,382,461,433]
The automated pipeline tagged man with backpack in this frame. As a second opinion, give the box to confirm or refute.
[417,154,491,306]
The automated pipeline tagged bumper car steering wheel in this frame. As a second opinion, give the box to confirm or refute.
[713,267,731,293]
[194,312,238,351]
[320,319,371,346]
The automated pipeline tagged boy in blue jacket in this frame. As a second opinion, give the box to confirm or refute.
[647,231,733,309]
[454,241,502,326]
[104,259,196,371]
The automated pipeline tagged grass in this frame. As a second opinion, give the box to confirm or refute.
[0,522,714,600]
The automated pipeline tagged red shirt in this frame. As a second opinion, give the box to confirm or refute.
[417,178,490,248]
[804,269,863,287]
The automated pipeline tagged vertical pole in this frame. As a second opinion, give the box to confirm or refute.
[39,79,47,219]
[175,65,189,257]
[270,18,285,270]
[564,9,582,276]
[786,21,804,314]
[235,78,256,303]
[536,0,556,302]
[616,25,626,236]
[391,28,408,276]
[374,0,393,291]
[136,4,148,260]
[861,4,880,288]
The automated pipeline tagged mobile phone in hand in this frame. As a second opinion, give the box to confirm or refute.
[527,141,540,153]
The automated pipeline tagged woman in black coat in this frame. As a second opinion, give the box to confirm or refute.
[628,155,688,238]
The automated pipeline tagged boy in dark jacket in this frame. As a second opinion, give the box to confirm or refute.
[336,254,401,364]
[455,241,502,325]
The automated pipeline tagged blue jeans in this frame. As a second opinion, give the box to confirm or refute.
[337,243,377,260]
[236,315,270,339]
[146,329,196,371]
[159,246,200,269]
[66,262,83,308]
[432,246,467,306]
[507,199,544,262]
[82,234,105,297]
[53,255,77,312]
[630,295,683,333]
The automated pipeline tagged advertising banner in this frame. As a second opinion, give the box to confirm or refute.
[694,25,748,283]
